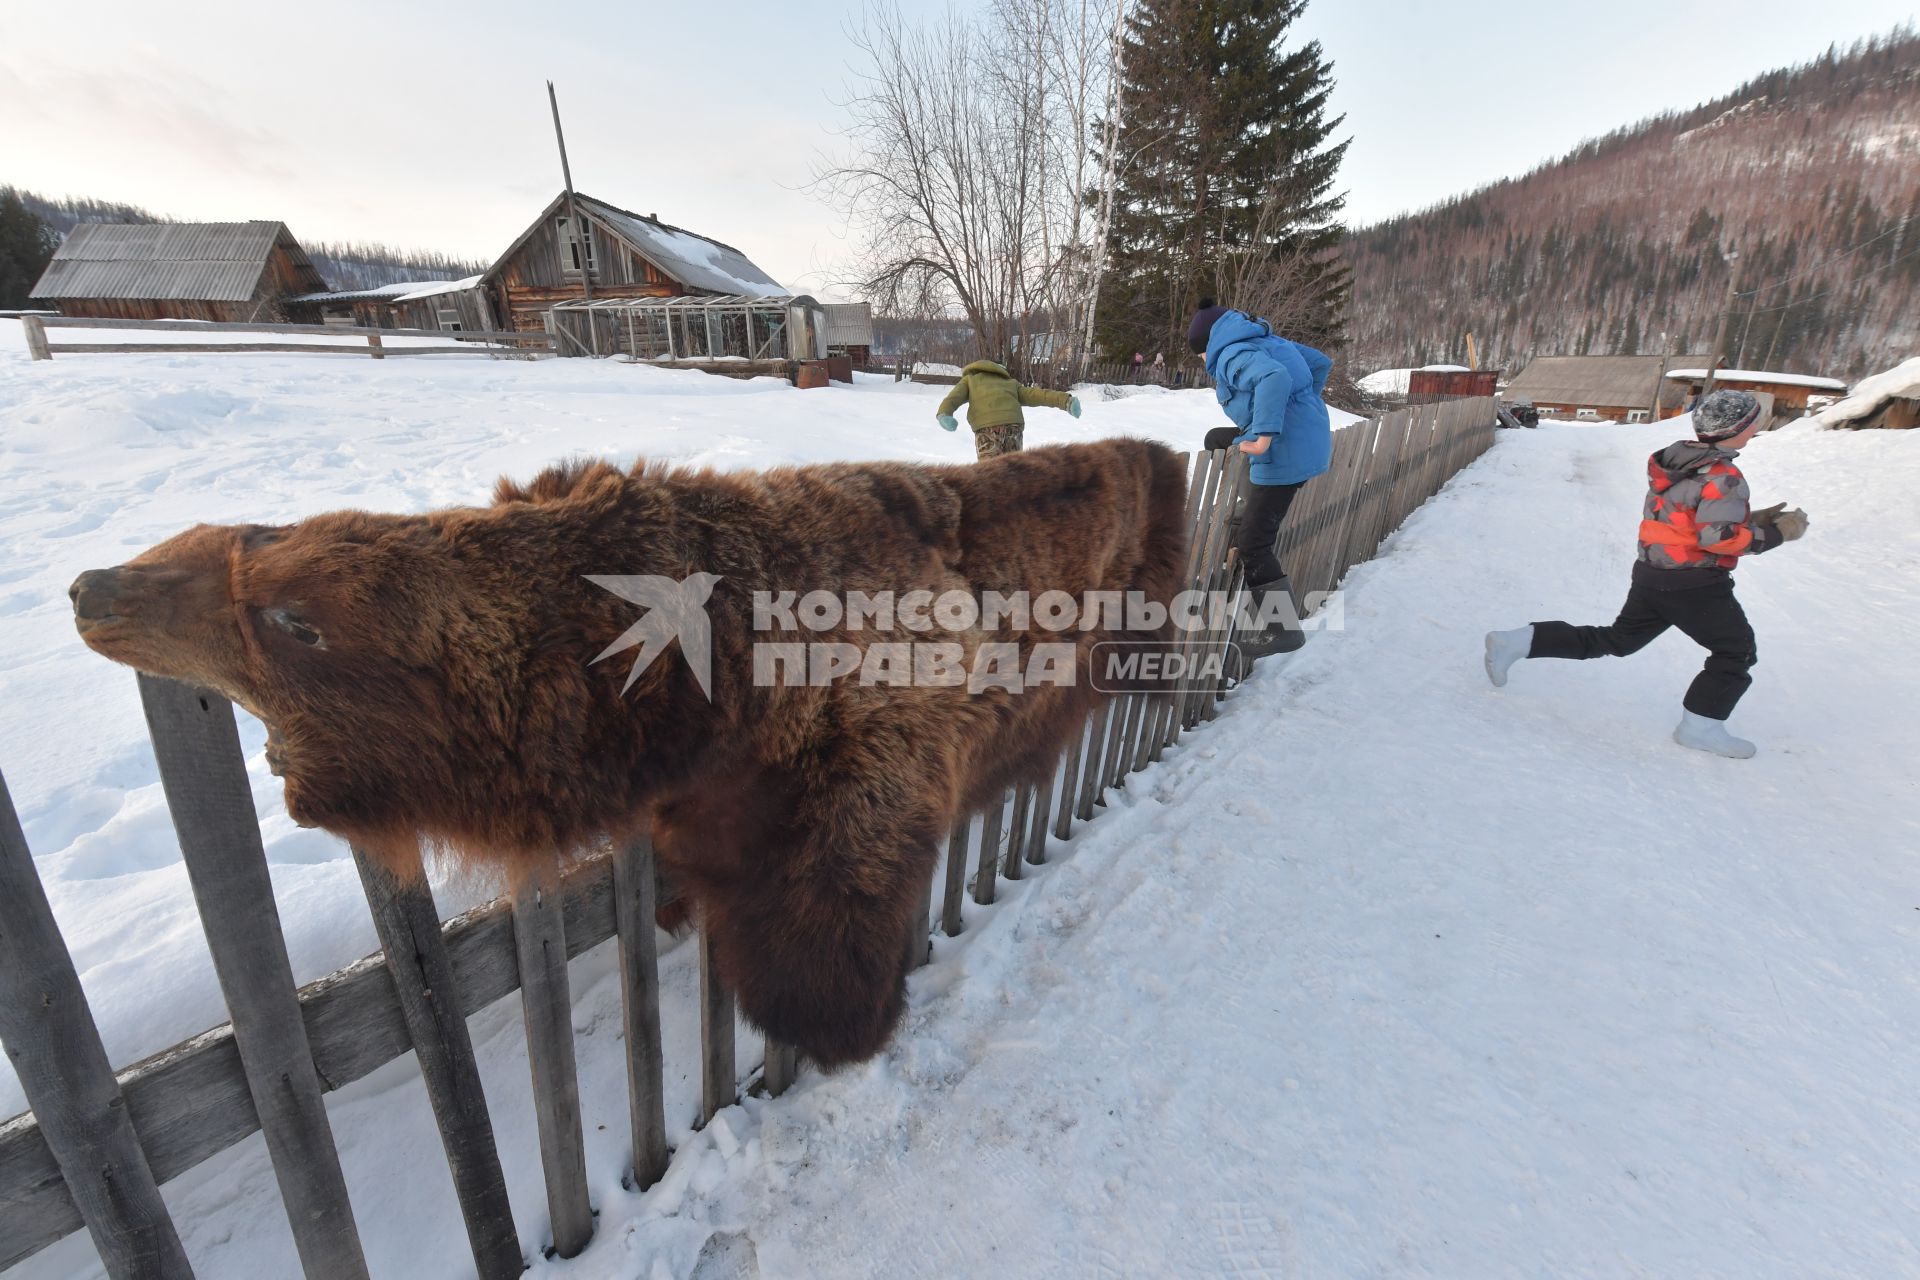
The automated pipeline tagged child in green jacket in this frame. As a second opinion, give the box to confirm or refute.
[935,361,1082,459]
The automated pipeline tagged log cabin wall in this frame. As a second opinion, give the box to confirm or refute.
[491,211,677,332]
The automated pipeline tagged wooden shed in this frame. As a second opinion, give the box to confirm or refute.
[1809,357,1920,430]
[29,222,327,322]
[481,192,783,334]
[822,302,875,365]
[284,276,494,332]
[1661,368,1848,420]
[1408,368,1499,403]
[1503,354,1711,423]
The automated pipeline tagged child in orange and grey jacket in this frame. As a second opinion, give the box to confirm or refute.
[1482,389,1808,759]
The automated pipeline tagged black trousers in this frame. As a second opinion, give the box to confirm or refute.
[1529,575,1758,720]
[1237,481,1304,586]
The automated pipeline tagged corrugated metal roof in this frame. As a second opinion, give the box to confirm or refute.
[30,221,322,301]
[1505,355,1712,407]
[823,302,874,346]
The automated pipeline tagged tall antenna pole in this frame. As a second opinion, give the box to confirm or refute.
[1702,246,1741,396]
[548,81,592,306]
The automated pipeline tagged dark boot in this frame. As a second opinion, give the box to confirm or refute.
[1237,576,1306,661]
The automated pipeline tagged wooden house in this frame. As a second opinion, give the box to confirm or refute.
[284,277,494,332]
[1660,368,1848,420]
[823,302,875,365]
[480,193,783,334]
[1503,354,1711,423]
[29,222,327,322]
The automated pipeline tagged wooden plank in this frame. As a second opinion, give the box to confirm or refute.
[1001,784,1033,881]
[904,853,936,970]
[940,816,970,937]
[136,675,368,1280]
[1073,702,1113,821]
[0,768,192,1280]
[511,867,592,1259]
[698,928,736,1124]
[762,1040,799,1098]
[610,838,669,1190]
[1024,763,1055,867]
[353,850,521,1279]
[21,315,51,361]
[366,334,384,360]
[36,315,549,342]
[0,856,621,1272]
[1051,717,1084,841]
[972,791,1005,906]
[42,342,537,358]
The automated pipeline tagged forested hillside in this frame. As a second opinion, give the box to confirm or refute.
[1343,30,1920,380]
[4,187,487,291]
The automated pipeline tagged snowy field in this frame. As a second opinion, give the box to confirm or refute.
[3,325,1917,1278]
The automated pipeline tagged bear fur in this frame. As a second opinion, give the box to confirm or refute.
[71,439,1191,1066]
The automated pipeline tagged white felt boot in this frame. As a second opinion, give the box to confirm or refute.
[1672,710,1757,759]
[1483,626,1533,688]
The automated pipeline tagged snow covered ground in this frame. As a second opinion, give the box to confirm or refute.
[3,327,1917,1278]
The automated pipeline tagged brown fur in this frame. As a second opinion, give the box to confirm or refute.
[71,440,1190,1066]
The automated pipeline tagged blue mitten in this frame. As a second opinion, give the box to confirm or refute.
[937,414,959,432]
[1068,396,1082,419]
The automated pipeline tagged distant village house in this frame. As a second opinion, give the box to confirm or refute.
[1660,368,1848,420]
[29,221,327,322]
[1502,354,1711,423]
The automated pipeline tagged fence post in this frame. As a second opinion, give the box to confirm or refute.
[366,333,384,360]
[698,928,737,1123]
[940,816,971,936]
[0,767,192,1280]
[973,791,1006,906]
[135,675,368,1280]
[1052,722,1083,841]
[510,865,593,1259]
[1024,763,1056,866]
[1074,702,1112,821]
[22,315,52,361]
[611,837,670,1187]
[352,849,521,1279]
[1001,784,1033,881]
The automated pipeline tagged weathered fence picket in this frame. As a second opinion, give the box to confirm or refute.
[511,865,593,1259]
[0,397,1495,1278]
[610,838,671,1185]
[0,770,192,1280]
[352,848,522,1279]
[136,674,370,1280]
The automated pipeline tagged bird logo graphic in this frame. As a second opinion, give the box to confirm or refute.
[584,572,723,700]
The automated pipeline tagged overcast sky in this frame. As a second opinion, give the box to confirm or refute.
[2,0,1913,294]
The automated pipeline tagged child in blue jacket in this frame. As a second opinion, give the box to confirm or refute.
[1188,299,1334,658]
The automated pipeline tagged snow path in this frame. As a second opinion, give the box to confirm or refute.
[3,327,1916,1278]
[550,420,1920,1280]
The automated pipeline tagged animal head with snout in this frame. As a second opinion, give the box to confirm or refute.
[70,463,711,866]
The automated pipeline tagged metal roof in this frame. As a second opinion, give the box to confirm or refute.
[1505,355,1712,407]
[30,221,325,301]
[823,301,874,346]
[289,275,485,305]
[1662,368,1847,391]
[482,193,784,297]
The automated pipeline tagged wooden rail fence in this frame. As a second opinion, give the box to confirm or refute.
[20,315,554,362]
[0,398,1495,1278]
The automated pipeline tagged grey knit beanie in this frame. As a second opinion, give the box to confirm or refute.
[1693,389,1762,442]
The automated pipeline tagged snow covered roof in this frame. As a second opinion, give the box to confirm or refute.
[1811,357,1920,427]
[289,275,484,305]
[483,192,783,297]
[1506,355,1711,407]
[31,221,325,302]
[1357,364,1469,396]
[1663,368,1848,391]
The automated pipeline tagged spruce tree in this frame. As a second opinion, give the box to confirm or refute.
[1094,0,1349,361]
[0,190,58,310]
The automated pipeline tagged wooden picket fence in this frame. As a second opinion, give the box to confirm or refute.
[0,397,1495,1279]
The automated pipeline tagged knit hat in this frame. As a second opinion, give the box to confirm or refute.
[1187,297,1229,354]
[1692,389,1763,442]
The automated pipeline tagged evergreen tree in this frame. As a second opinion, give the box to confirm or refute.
[1094,0,1349,360]
[0,190,58,310]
